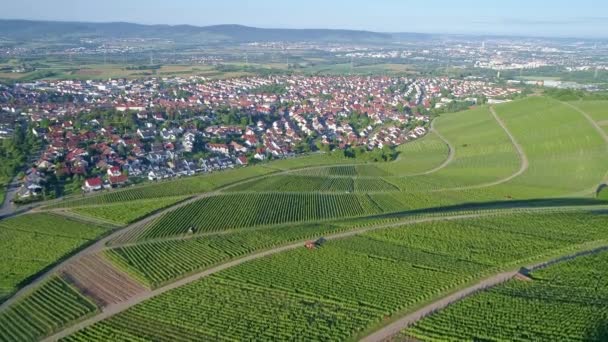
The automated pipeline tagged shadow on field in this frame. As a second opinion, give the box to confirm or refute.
[585,320,608,341]
[369,197,608,221]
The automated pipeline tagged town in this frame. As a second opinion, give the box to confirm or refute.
[1,75,520,202]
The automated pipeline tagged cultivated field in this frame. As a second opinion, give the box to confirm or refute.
[402,247,608,341]
[0,213,108,302]
[0,276,97,342]
[60,211,608,341]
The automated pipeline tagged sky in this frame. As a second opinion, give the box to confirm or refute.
[3,0,608,38]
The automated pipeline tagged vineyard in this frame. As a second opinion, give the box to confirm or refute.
[226,174,401,192]
[0,276,97,342]
[62,211,608,341]
[107,221,355,286]
[128,193,385,241]
[403,248,608,341]
[70,196,190,224]
[0,213,108,301]
[568,100,608,123]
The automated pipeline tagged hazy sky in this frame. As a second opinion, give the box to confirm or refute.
[3,0,608,38]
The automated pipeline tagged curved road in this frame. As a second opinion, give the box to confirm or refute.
[0,192,217,312]
[0,177,20,218]
[430,106,529,193]
[560,101,608,197]
[409,119,455,176]
[360,244,608,342]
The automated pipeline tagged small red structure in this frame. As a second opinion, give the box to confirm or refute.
[305,241,316,249]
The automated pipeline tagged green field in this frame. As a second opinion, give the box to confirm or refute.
[0,213,108,301]
[63,211,608,341]
[70,196,190,225]
[403,247,608,341]
[232,106,520,192]
[0,276,97,342]
[130,193,384,241]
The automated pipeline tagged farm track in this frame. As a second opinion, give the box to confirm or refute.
[406,119,455,176]
[105,203,606,249]
[563,101,608,188]
[360,244,608,342]
[40,205,608,341]
[0,192,216,312]
[47,209,123,229]
[432,106,528,192]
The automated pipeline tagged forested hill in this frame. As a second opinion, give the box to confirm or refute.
[0,19,395,43]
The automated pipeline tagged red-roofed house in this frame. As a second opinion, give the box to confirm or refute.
[83,177,103,191]
[109,175,128,186]
[236,155,248,165]
[107,166,121,177]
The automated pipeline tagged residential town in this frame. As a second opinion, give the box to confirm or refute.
[0,75,520,201]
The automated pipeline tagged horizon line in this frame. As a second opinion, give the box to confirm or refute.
[1,17,607,41]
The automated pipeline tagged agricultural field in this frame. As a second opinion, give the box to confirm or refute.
[129,193,384,241]
[375,131,450,175]
[107,220,365,286]
[227,174,400,192]
[599,186,608,200]
[0,276,98,342]
[402,248,608,342]
[568,100,608,122]
[488,97,608,196]
[0,213,108,301]
[232,106,521,193]
[64,211,608,341]
[263,151,367,171]
[70,196,190,224]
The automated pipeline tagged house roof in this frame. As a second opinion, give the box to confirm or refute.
[85,177,103,187]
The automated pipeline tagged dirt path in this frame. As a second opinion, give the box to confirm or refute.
[596,120,608,126]
[360,244,608,342]
[40,207,607,341]
[563,101,608,191]
[408,119,455,176]
[0,193,214,312]
[428,106,529,193]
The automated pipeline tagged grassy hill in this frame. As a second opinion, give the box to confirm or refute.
[0,20,392,43]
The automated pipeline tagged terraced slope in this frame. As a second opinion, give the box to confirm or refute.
[0,213,108,302]
[121,193,384,242]
[402,247,608,342]
[61,211,608,341]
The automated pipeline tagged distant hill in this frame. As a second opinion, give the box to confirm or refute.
[0,19,395,43]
